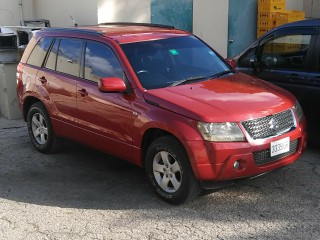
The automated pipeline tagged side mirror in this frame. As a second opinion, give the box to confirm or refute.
[98,77,127,92]
[226,58,237,68]
[249,56,257,68]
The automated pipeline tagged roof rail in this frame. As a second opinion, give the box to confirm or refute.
[98,22,175,29]
[42,27,103,36]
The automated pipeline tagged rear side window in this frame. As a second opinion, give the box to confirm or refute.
[57,38,83,77]
[45,38,83,77]
[84,41,124,82]
[27,37,53,67]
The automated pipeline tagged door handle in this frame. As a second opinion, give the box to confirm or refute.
[77,89,88,97]
[38,76,47,83]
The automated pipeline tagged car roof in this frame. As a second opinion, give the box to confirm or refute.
[38,23,190,44]
[276,18,320,29]
[255,18,320,41]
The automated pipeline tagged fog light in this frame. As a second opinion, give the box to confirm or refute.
[233,160,240,170]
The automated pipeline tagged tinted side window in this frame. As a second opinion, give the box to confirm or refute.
[27,37,53,67]
[45,39,59,70]
[84,41,124,82]
[260,34,311,70]
[238,46,257,67]
[56,38,83,77]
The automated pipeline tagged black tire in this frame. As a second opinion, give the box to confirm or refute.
[27,102,64,153]
[145,136,201,204]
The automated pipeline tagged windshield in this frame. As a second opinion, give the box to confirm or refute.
[121,36,231,89]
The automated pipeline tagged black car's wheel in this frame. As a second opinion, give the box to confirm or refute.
[145,136,200,204]
[27,102,64,153]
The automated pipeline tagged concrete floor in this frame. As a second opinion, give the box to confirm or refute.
[0,117,319,240]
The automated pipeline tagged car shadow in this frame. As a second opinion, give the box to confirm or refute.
[1,124,319,212]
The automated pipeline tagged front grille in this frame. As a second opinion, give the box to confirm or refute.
[253,139,299,165]
[241,109,295,140]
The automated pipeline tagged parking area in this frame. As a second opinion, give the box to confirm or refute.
[0,117,319,240]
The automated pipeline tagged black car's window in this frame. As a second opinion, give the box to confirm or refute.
[238,46,258,67]
[260,34,311,70]
[27,37,53,67]
[84,41,124,82]
[121,35,231,89]
[56,38,83,77]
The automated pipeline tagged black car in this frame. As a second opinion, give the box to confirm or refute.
[231,18,320,146]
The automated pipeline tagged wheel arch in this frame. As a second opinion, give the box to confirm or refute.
[140,128,188,168]
[22,96,42,121]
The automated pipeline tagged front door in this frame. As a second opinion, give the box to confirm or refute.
[228,0,258,57]
[76,40,134,162]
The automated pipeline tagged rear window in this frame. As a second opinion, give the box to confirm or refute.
[26,37,53,67]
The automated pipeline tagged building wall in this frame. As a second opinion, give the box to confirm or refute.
[97,0,150,23]
[0,0,35,26]
[33,0,98,27]
[193,0,229,57]
[286,0,303,10]
[304,0,320,18]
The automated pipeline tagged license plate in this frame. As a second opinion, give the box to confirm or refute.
[270,137,290,157]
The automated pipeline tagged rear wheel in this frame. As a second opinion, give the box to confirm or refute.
[27,102,64,153]
[145,136,200,204]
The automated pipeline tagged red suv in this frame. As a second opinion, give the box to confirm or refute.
[17,23,307,204]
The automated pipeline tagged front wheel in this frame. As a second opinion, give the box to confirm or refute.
[27,102,64,153]
[145,136,200,204]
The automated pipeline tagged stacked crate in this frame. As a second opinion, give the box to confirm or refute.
[257,0,305,38]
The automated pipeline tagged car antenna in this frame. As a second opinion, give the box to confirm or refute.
[69,15,78,27]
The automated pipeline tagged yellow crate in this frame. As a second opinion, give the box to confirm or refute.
[258,20,276,28]
[258,3,286,12]
[263,43,301,53]
[263,44,274,53]
[273,43,301,53]
[284,10,305,22]
[258,12,278,21]
[257,27,272,38]
[258,0,286,4]
[275,18,288,26]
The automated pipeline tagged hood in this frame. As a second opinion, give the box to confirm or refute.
[143,73,295,122]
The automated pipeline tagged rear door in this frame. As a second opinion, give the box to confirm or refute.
[22,37,53,99]
[36,37,83,136]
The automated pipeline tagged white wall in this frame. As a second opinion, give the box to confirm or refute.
[193,0,229,57]
[33,0,98,27]
[286,0,303,10]
[304,0,320,18]
[0,0,35,26]
[97,0,150,23]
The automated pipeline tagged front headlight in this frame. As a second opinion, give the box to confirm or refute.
[292,100,304,122]
[197,122,245,142]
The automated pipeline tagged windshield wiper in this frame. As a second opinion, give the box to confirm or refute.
[170,76,206,86]
[170,70,235,87]
[210,70,235,79]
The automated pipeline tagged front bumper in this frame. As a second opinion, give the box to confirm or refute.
[184,121,307,183]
